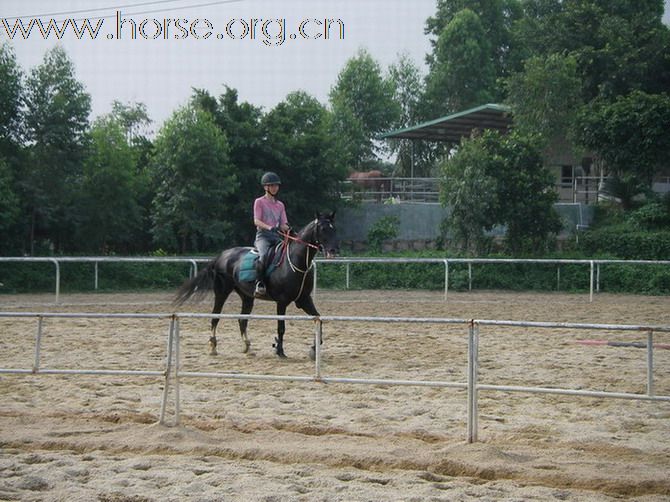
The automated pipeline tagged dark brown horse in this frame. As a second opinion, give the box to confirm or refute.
[174,212,338,359]
[348,170,387,201]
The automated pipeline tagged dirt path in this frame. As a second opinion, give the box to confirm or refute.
[1,290,669,501]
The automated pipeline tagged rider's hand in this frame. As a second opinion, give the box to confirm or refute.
[270,225,280,234]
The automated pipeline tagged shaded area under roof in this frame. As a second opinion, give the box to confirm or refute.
[380,103,512,143]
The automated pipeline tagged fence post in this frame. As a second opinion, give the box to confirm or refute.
[443,260,449,301]
[159,316,176,426]
[174,317,181,425]
[647,330,654,397]
[33,316,44,374]
[315,319,323,380]
[346,262,350,290]
[51,259,60,303]
[467,320,480,443]
[94,262,99,290]
[589,261,594,303]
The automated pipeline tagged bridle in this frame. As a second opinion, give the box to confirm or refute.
[278,219,326,274]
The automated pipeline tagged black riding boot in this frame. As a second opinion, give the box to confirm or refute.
[254,256,266,297]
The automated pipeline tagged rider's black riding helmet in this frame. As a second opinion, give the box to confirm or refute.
[261,172,281,186]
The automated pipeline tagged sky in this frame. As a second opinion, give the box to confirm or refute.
[2,0,435,130]
[2,0,670,132]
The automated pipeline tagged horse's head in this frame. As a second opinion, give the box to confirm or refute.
[314,211,339,259]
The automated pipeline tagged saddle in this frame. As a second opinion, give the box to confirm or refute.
[237,241,285,283]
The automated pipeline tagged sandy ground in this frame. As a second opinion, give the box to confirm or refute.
[0,289,669,501]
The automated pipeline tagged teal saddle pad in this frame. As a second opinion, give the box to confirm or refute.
[238,247,281,283]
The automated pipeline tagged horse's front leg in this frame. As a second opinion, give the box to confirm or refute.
[273,303,288,358]
[296,295,321,361]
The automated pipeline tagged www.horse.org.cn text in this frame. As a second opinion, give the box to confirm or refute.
[1,12,346,46]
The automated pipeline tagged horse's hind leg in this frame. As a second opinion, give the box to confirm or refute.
[210,280,233,356]
[238,295,254,353]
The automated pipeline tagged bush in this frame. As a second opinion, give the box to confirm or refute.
[578,227,670,260]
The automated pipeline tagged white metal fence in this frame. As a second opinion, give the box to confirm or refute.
[1,256,669,303]
[1,310,668,443]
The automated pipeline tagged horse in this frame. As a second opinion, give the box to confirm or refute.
[173,212,339,359]
[348,170,387,201]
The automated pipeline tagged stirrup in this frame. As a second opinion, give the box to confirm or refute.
[254,282,266,297]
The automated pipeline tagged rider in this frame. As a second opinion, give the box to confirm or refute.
[253,171,290,297]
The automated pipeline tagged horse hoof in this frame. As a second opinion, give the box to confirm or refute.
[240,341,251,354]
[308,346,316,361]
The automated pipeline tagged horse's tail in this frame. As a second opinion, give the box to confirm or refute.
[173,259,218,307]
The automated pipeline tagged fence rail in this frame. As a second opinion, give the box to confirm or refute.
[0,310,668,443]
[2,257,669,303]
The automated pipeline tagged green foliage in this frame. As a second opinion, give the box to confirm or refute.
[0,261,193,294]
[191,87,267,245]
[0,157,19,236]
[150,104,238,253]
[578,227,670,261]
[314,250,669,295]
[21,46,92,254]
[76,117,144,253]
[424,0,522,83]
[262,91,347,225]
[504,52,583,149]
[367,216,400,252]
[329,49,400,166]
[387,54,433,177]
[424,8,496,114]
[576,91,670,187]
[441,130,561,255]
[575,197,670,263]
[513,0,670,100]
[0,43,23,155]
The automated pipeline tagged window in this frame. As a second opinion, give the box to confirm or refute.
[561,165,574,187]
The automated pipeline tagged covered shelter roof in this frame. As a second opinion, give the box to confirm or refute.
[380,103,512,143]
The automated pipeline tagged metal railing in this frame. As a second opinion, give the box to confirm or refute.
[0,311,668,443]
[313,258,670,303]
[340,177,439,203]
[0,257,207,302]
[2,256,669,303]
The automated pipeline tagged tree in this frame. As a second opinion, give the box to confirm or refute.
[22,46,91,254]
[329,49,400,167]
[425,0,523,79]
[77,117,144,253]
[0,43,23,252]
[504,52,584,151]
[0,158,19,240]
[441,130,560,254]
[191,86,268,245]
[423,9,496,116]
[440,146,498,254]
[387,53,433,177]
[262,91,347,225]
[576,91,670,207]
[110,100,152,143]
[150,103,238,253]
[513,0,670,101]
[0,43,23,160]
